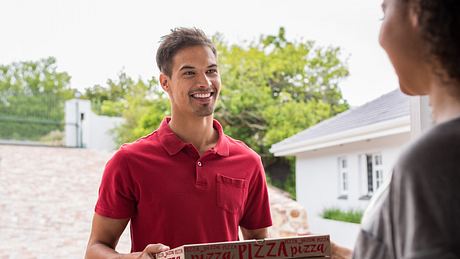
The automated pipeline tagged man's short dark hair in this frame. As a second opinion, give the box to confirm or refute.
[156,27,217,77]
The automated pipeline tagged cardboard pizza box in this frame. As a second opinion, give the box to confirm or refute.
[156,234,331,259]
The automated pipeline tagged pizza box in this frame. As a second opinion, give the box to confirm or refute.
[156,234,331,259]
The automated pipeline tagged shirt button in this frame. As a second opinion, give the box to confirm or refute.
[197,161,202,167]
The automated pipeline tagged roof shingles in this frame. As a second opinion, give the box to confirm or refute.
[272,89,410,148]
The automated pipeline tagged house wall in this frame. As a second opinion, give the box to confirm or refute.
[65,99,124,151]
[295,132,411,217]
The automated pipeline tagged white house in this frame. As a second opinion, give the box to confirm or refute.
[270,90,420,217]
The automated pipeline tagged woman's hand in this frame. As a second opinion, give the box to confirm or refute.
[331,241,352,259]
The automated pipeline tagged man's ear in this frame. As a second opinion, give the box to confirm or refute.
[159,73,169,91]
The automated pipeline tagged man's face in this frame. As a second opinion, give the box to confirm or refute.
[379,0,429,95]
[161,45,221,117]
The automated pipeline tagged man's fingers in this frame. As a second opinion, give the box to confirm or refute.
[144,243,170,257]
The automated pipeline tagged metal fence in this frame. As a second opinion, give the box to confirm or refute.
[0,94,79,147]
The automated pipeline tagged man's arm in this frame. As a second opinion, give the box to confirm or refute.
[85,213,132,259]
[85,213,169,259]
[240,227,269,240]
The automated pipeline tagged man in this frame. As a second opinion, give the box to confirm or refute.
[85,28,272,259]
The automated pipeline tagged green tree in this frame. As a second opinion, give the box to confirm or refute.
[0,57,74,140]
[216,28,348,149]
[83,71,170,145]
[214,28,349,197]
[83,71,134,117]
[114,80,170,145]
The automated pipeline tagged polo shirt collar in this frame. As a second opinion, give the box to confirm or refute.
[158,117,229,157]
[213,119,230,157]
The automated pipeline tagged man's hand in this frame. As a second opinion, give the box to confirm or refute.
[240,227,269,239]
[131,244,170,259]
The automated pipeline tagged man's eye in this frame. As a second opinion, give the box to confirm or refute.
[184,71,195,76]
[207,69,218,74]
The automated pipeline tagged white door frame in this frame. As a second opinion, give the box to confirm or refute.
[410,96,433,139]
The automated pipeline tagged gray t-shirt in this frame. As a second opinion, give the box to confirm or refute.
[353,117,460,259]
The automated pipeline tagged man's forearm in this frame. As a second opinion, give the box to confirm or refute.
[85,243,137,259]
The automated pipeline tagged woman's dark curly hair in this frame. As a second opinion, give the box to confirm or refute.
[405,0,460,83]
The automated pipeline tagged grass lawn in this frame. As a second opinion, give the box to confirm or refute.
[321,208,363,224]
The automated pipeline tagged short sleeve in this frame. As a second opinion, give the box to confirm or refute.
[95,149,137,219]
[239,156,272,230]
[388,163,459,259]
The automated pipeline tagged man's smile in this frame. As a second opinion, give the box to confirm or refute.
[190,91,215,99]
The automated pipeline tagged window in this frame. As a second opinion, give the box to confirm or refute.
[375,169,384,189]
[365,153,384,195]
[338,157,348,196]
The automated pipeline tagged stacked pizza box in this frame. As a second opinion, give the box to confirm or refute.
[157,234,331,259]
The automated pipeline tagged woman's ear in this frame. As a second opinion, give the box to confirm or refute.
[408,1,419,29]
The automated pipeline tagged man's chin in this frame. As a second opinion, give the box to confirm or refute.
[191,102,216,117]
[194,108,214,117]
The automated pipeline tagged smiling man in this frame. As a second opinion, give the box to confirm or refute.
[85,28,272,259]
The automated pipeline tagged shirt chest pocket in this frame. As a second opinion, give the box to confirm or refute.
[216,174,247,214]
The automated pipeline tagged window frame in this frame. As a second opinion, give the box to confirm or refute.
[365,153,384,195]
[338,156,349,196]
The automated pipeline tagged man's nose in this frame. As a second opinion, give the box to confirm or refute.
[196,73,212,88]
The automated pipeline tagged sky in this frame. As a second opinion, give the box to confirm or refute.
[0,0,398,106]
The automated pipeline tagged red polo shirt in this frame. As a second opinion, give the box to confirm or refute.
[95,118,272,252]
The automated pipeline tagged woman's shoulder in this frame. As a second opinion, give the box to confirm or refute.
[395,116,460,179]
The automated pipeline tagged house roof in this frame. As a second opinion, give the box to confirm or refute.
[270,89,411,156]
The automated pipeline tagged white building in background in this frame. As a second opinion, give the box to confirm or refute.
[65,99,124,151]
[270,90,418,217]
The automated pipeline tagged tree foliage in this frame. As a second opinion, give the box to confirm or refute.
[84,71,135,117]
[213,28,349,196]
[82,71,170,144]
[0,57,74,140]
[215,27,349,157]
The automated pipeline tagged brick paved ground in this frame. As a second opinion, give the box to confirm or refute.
[0,145,131,258]
[0,144,309,258]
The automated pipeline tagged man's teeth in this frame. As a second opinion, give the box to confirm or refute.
[192,93,212,98]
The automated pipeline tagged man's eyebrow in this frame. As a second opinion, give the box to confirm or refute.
[179,64,217,71]
[179,65,195,71]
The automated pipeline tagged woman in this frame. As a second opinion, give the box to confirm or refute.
[333,0,460,258]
